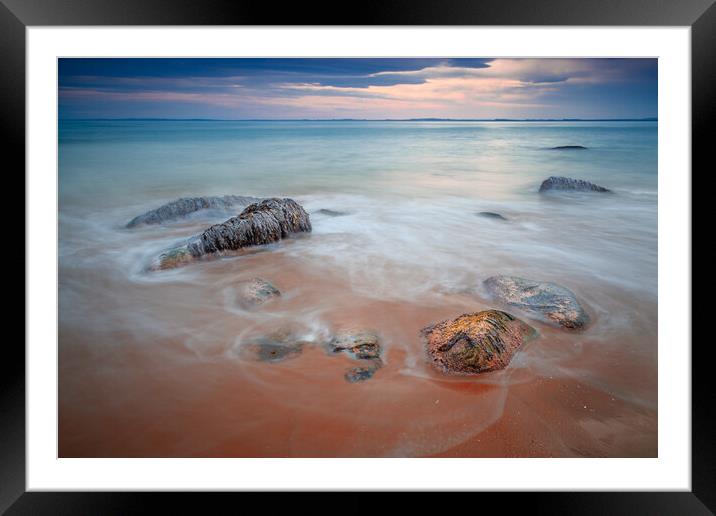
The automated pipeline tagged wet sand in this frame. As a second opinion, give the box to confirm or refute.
[59,244,657,458]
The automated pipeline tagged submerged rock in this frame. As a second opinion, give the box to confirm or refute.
[151,198,311,270]
[538,176,611,193]
[422,310,536,375]
[476,211,507,221]
[327,329,382,360]
[127,195,260,227]
[550,145,587,150]
[315,209,348,217]
[327,329,383,382]
[344,366,377,383]
[241,330,305,363]
[153,246,194,270]
[235,277,280,308]
[483,275,589,330]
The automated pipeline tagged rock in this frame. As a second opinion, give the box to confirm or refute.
[236,277,280,308]
[127,195,260,227]
[422,310,536,375]
[191,198,312,255]
[327,329,383,382]
[483,275,589,330]
[345,366,377,383]
[151,198,311,270]
[476,211,507,221]
[153,246,193,270]
[241,330,305,362]
[550,145,587,150]
[327,329,382,360]
[316,209,348,217]
[538,176,611,193]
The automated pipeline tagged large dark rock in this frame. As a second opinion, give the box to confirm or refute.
[483,275,590,330]
[550,145,587,150]
[191,198,311,255]
[152,198,311,270]
[235,277,280,308]
[422,310,536,375]
[539,176,611,193]
[127,195,260,227]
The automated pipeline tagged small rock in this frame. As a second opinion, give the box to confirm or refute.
[539,176,611,193]
[422,310,536,375]
[344,366,377,383]
[316,209,348,217]
[154,247,193,270]
[241,329,305,363]
[327,329,383,382]
[484,275,590,330]
[236,277,280,308]
[550,145,587,150]
[327,329,382,360]
[476,211,507,221]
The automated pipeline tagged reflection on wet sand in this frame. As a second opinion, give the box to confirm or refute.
[59,238,656,457]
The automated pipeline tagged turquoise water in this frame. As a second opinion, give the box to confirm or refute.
[59,120,657,205]
[59,119,657,299]
[58,120,658,456]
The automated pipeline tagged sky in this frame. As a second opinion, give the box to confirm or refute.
[58,58,657,120]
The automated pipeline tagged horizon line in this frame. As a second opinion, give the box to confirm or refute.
[60,117,658,122]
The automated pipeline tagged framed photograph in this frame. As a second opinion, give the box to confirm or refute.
[4,0,710,512]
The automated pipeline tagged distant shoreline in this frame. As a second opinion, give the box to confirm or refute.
[60,117,658,123]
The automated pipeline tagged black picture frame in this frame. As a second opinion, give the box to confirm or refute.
[3,0,711,513]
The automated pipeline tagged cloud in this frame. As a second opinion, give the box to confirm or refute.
[58,58,657,119]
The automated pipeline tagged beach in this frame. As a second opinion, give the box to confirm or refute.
[58,119,657,457]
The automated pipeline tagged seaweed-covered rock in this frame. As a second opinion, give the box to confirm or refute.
[422,310,536,375]
[550,145,587,150]
[127,195,260,227]
[236,277,280,308]
[484,275,589,330]
[476,211,507,220]
[538,176,611,193]
[151,198,311,270]
[154,246,194,270]
[240,329,305,363]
